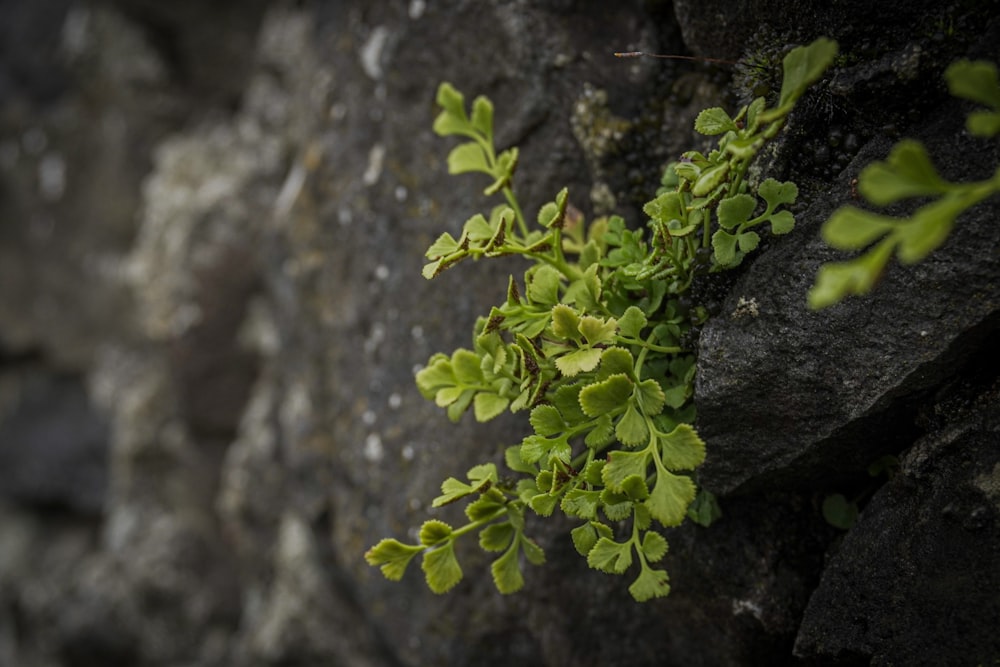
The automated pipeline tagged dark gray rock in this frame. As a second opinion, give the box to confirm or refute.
[794,381,1000,664]
[696,99,1000,495]
[0,366,108,513]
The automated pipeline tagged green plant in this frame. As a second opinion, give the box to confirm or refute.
[809,59,1000,309]
[367,38,837,601]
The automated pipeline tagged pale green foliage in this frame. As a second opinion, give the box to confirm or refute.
[367,38,837,601]
[810,59,1000,309]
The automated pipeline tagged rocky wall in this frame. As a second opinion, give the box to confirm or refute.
[1,1,998,665]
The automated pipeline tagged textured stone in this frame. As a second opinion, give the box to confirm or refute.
[695,101,1000,495]
[794,382,1000,664]
[2,1,1000,665]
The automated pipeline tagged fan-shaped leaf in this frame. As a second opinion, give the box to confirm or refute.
[422,542,463,593]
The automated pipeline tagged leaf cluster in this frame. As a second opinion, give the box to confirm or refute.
[809,59,1000,309]
[368,38,837,601]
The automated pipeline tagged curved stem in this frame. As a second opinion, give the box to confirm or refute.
[503,186,529,237]
[449,506,509,541]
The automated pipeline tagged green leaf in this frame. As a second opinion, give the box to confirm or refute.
[474,392,509,422]
[561,488,601,520]
[587,537,633,574]
[478,523,513,553]
[465,494,506,522]
[365,538,423,581]
[505,445,537,474]
[673,161,700,183]
[452,349,484,384]
[646,469,696,527]
[584,414,616,448]
[416,356,455,398]
[484,147,518,195]
[628,564,671,602]
[745,96,766,132]
[738,231,760,253]
[433,477,474,507]
[584,459,605,485]
[434,386,465,408]
[622,475,650,501]
[552,383,586,423]
[616,404,649,447]
[687,488,723,527]
[530,492,559,516]
[579,374,633,417]
[435,82,467,120]
[419,519,453,546]
[894,194,965,264]
[520,436,547,465]
[617,306,648,339]
[563,264,603,312]
[636,379,667,416]
[821,206,896,250]
[601,493,634,521]
[717,194,756,230]
[529,405,565,436]
[692,162,729,197]
[945,59,1000,111]
[643,191,686,224]
[463,213,493,241]
[523,436,571,468]
[758,178,798,208]
[527,265,563,306]
[551,304,581,340]
[603,449,650,492]
[694,107,738,135]
[712,229,739,265]
[808,237,895,309]
[520,534,545,565]
[776,37,838,111]
[662,383,689,410]
[597,347,634,380]
[538,188,569,229]
[723,135,762,159]
[447,142,490,175]
[768,210,795,234]
[571,522,599,556]
[658,423,707,470]
[490,544,524,594]
[446,390,475,421]
[422,542,463,593]
[470,95,494,136]
[421,259,445,279]
[468,463,498,487]
[822,493,859,530]
[641,531,669,562]
[433,111,472,138]
[966,110,1000,137]
[579,315,618,346]
[425,232,461,259]
[858,140,948,205]
[556,348,603,377]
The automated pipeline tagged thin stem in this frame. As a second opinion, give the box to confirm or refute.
[633,329,660,377]
[449,507,509,540]
[615,335,683,355]
[614,52,743,67]
[503,186,529,237]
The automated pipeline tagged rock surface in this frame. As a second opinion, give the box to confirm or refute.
[1,0,998,665]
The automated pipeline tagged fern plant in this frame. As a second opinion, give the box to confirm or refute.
[809,59,1000,309]
[367,38,838,601]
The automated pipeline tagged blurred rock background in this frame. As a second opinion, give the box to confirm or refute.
[0,1,998,665]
